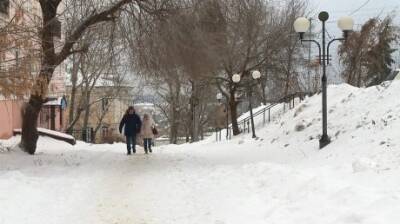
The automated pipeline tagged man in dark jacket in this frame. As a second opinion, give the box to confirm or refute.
[119,106,142,155]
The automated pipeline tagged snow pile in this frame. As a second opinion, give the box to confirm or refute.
[1,81,400,224]
[0,143,7,152]
[13,128,75,140]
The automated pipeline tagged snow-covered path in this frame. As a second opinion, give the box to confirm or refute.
[1,139,282,224]
[1,135,400,224]
[2,82,400,224]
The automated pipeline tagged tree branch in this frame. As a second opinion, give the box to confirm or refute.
[56,0,137,63]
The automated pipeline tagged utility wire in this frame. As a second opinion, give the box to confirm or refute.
[350,0,372,15]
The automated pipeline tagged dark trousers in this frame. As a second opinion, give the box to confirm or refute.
[143,138,152,153]
[126,135,136,153]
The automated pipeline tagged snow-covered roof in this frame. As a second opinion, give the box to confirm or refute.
[43,97,67,110]
[64,74,134,88]
[43,97,63,106]
[134,103,155,107]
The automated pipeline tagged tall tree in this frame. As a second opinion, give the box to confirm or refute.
[339,16,399,87]
[366,17,399,86]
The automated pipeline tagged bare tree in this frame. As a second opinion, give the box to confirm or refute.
[208,0,300,135]
[16,0,173,154]
[0,0,40,98]
[127,0,308,140]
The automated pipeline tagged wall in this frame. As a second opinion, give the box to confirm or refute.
[38,106,66,131]
[1,100,67,139]
[0,100,23,139]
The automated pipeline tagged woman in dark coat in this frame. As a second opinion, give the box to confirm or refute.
[119,106,142,155]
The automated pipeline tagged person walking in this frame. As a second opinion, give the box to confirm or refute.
[119,106,142,155]
[140,113,157,154]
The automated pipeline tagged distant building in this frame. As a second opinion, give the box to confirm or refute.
[65,83,135,143]
[134,103,156,116]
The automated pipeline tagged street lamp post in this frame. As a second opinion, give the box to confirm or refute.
[294,12,354,149]
[217,93,229,139]
[232,70,261,139]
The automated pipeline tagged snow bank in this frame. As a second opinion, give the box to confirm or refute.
[13,128,76,145]
[13,128,75,140]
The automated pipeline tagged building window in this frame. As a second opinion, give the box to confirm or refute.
[101,126,109,138]
[0,0,9,15]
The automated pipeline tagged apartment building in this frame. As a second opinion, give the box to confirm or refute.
[0,0,68,139]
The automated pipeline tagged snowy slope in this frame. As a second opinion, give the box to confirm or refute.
[1,81,400,224]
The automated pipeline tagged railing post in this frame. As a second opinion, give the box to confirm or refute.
[291,96,293,108]
[247,120,250,133]
[268,108,271,122]
[216,128,218,142]
[290,96,292,109]
[263,110,266,124]
[293,96,295,108]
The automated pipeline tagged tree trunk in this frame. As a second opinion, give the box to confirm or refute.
[185,125,190,143]
[68,54,79,129]
[82,92,91,131]
[93,99,113,143]
[189,100,194,142]
[20,69,54,154]
[260,77,267,105]
[169,97,179,144]
[169,108,178,144]
[357,60,363,87]
[229,90,240,135]
[20,95,43,154]
[200,126,204,140]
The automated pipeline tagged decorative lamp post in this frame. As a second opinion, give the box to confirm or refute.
[232,70,262,139]
[216,93,229,139]
[232,73,241,83]
[216,93,223,102]
[294,12,354,149]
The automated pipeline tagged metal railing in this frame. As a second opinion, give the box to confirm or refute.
[215,92,313,141]
[69,127,94,143]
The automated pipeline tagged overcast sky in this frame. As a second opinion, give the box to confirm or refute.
[307,0,400,70]
[309,0,400,32]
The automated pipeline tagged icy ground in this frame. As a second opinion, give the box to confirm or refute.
[1,81,400,224]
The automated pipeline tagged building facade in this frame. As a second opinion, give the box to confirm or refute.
[65,84,135,143]
[0,0,68,139]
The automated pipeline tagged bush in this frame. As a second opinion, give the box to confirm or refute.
[295,122,306,132]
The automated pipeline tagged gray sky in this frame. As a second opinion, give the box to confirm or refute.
[307,0,400,70]
[309,0,400,32]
